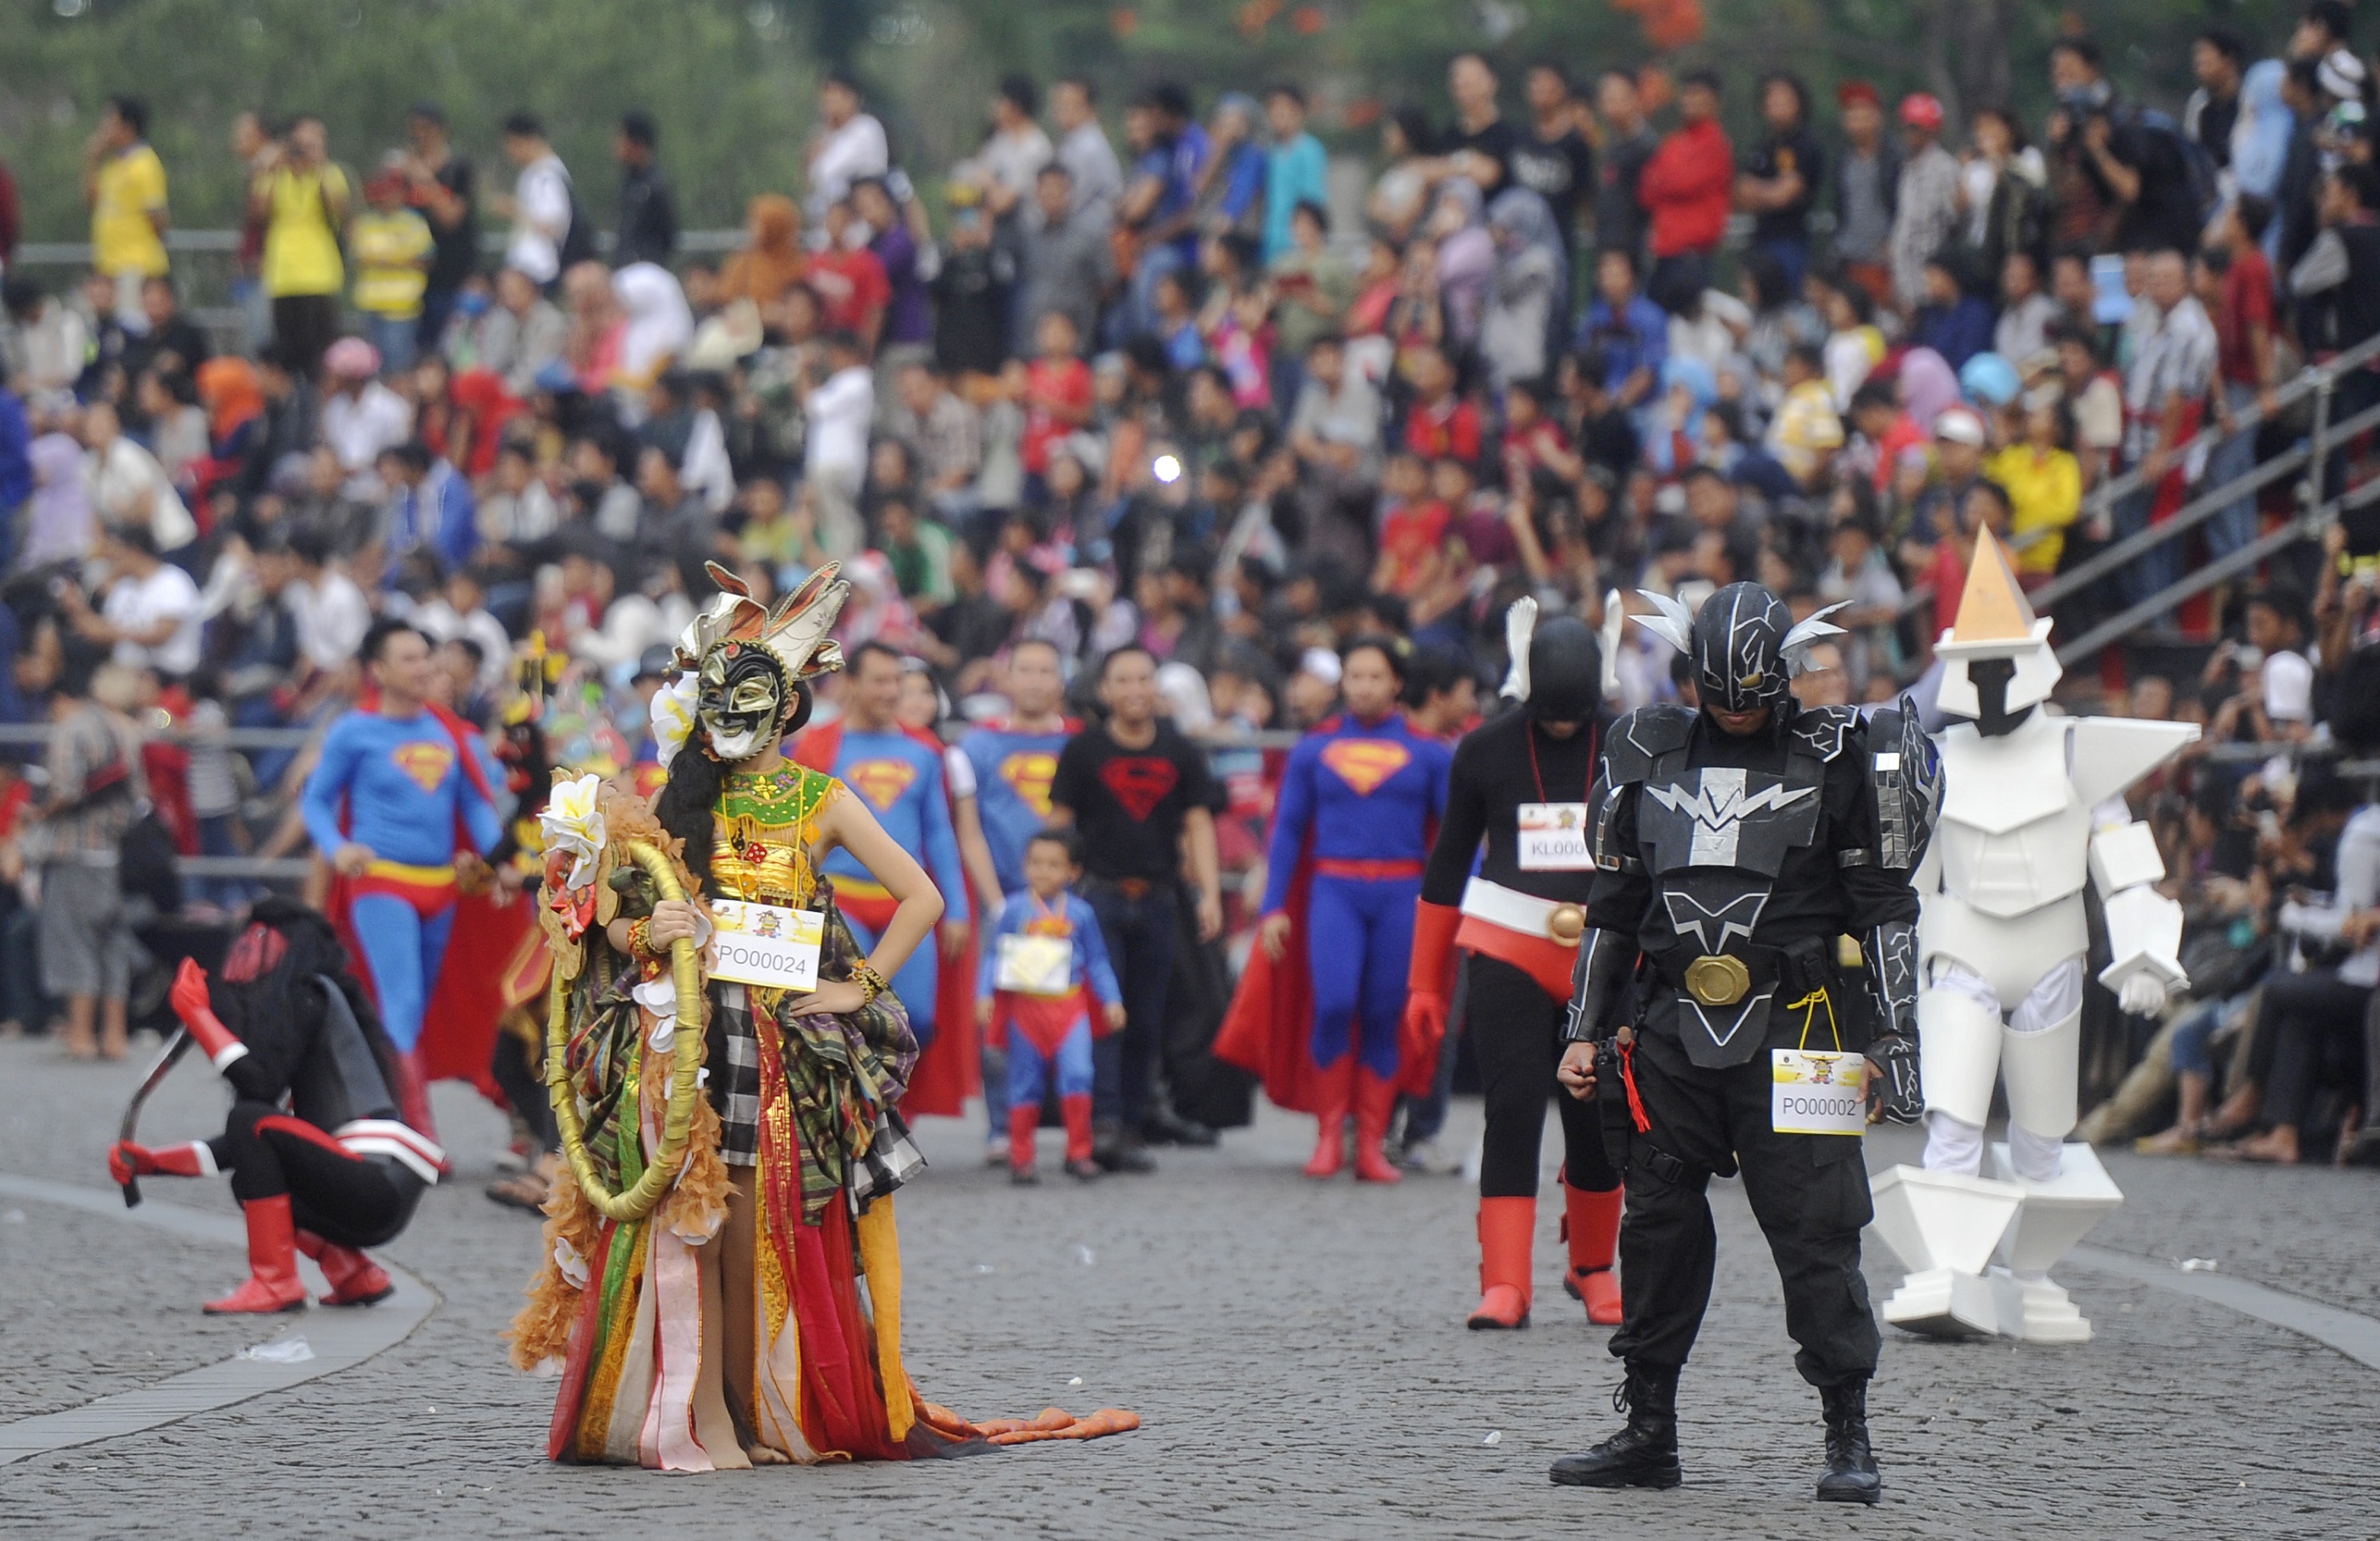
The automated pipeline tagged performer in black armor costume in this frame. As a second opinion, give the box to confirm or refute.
[1406,604,1624,1329]
[108,899,443,1313]
[1550,584,1931,1504]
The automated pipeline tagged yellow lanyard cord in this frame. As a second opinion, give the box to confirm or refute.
[1785,987,1842,1053]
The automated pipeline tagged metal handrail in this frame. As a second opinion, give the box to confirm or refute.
[0,723,316,751]
[12,228,750,269]
[2055,465,2380,666]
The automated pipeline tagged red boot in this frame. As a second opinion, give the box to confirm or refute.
[296,1231,394,1307]
[1467,1196,1534,1329]
[1060,1094,1096,1167]
[1303,1058,1353,1178]
[1008,1105,1041,1180]
[1351,1068,1403,1185]
[204,1195,308,1315]
[1559,1180,1625,1326]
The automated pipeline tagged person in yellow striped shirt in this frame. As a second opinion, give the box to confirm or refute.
[352,167,436,373]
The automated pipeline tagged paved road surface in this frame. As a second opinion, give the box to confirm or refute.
[0,1037,2374,1538]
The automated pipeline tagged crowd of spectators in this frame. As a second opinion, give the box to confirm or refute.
[0,14,2376,1164]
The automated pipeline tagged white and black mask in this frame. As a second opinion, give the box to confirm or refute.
[697,646,785,762]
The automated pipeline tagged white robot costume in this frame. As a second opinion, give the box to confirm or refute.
[1870,530,2197,1343]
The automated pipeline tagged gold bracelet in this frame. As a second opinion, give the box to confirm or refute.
[626,917,654,957]
[851,961,888,1004]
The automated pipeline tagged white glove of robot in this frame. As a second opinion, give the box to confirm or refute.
[2116,973,2168,1017]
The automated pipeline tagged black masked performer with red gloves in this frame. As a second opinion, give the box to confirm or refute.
[107,899,442,1313]
[1405,600,1624,1329]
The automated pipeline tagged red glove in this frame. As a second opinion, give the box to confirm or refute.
[1399,991,1448,1088]
[109,1140,209,1185]
[169,958,248,1072]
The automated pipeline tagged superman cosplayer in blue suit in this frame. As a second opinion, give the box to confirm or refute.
[959,705,1078,1141]
[302,686,501,1141]
[795,718,970,1053]
[1218,643,1450,1184]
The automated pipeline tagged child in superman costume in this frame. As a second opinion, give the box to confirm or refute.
[1216,638,1451,1182]
[978,828,1125,1182]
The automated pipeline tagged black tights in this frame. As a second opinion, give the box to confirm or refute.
[2256,972,2372,1130]
[1469,955,1618,1198]
[217,1101,422,1249]
[490,1029,561,1154]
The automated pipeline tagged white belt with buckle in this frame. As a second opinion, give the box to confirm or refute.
[1459,876,1586,945]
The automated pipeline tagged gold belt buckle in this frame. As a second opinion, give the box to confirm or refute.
[1683,954,1751,1007]
[1546,903,1586,944]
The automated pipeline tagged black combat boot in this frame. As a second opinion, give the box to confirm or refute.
[1548,1363,1681,1489]
[1815,1378,1882,1504]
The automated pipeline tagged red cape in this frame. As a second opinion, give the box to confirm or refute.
[793,720,979,1119]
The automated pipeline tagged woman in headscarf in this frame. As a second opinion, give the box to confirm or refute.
[1894,346,1962,431]
[717,195,811,308]
[190,357,268,508]
[613,262,694,391]
[1427,178,1496,353]
[1480,188,1567,390]
[562,261,626,396]
[2231,59,2293,208]
[1643,354,1717,479]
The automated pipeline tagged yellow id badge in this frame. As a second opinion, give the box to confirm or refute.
[710,902,824,992]
[994,933,1074,996]
[1771,1049,1867,1136]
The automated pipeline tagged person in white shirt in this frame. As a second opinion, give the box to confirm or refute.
[805,71,888,227]
[319,337,415,492]
[59,524,203,677]
[970,76,1054,224]
[285,528,371,673]
[411,568,514,696]
[496,113,574,286]
[81,401,197,552]
[1049,76,1123,225]
[802,331,875,557]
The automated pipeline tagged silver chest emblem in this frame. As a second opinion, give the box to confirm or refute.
[1643,768,1818,867]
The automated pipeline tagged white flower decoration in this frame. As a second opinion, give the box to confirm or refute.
[538,773,608,891]
[651,671,701,770]
[553,1235,590,1289]
[632,977,680,1053]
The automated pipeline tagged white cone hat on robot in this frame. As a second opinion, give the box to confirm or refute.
[1932,529,2060,720]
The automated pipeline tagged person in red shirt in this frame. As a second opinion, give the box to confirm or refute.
[1021,311,1094,480]
[1637,70,1734,312]
[1371,450,1449,598]
[2205,192,2279,561]
[1401,343,1482,463]
[808,197,892,349]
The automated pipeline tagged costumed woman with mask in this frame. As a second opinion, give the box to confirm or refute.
[512,562,1135,1468]
[1406,598,1627,1329]
[109,900,442,1313]
[1216,637,1453,1183]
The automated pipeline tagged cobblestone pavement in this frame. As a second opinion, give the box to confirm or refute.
[0,1034,2375,1538]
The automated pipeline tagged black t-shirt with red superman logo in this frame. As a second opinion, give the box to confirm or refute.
[1050,719,1223,882]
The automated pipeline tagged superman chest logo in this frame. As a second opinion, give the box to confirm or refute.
[1000,751,1059,816]
[1099,756,1179,821]
[392,741,454,795]
[846,757,919,812]
[1321,739,1412,796]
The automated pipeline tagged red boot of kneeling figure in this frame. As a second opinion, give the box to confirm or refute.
[1304,1058,1354,1179]
[297,1230,395,1307]
[204,1195,309,1314]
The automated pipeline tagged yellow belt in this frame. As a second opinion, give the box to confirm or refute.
[363,858,458,887]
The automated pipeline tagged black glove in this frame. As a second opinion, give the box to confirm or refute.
[1867,1033,1924,1125]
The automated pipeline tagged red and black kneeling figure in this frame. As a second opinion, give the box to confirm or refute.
[1404,609,1625,1330]
[107,899,444,1314]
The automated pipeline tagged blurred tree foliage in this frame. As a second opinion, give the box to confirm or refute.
[0,0,2309,244]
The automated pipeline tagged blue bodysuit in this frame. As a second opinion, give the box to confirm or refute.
[1261,713,1451,1078]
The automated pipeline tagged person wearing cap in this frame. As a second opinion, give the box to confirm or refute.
[1831,82,1901,306]
[351,160,437,376]
[320,337,413,494]
[249,113,350,377]
[1887,93,1959,317]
